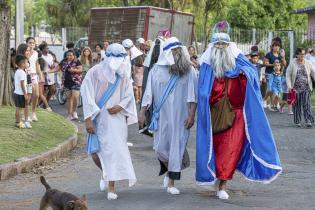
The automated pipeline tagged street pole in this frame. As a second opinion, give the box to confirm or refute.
[15,0,24,48]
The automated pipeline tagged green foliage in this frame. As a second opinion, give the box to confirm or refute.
[10,0,310,40]
[297,39,314,49]
[227,0,308,30]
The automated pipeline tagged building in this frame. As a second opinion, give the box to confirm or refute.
[292,6,315,43]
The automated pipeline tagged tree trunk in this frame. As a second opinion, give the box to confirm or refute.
[0,2,13,105]
[203,12,209,50]
[122,0,128,6]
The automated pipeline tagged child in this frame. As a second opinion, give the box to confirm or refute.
[271,60,284,112]
[14,55,32,128]
[132,55,144,104]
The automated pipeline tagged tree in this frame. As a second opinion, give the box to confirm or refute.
[226,0,307,30]
[0,0,13,105]
[201,0,227,48]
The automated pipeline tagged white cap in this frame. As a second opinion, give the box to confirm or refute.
[122,39,134,49]
[137,38,145,44]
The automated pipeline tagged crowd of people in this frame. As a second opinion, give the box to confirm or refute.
[247,39,315,127]
[10,21,314,202]
[10,35,156,127]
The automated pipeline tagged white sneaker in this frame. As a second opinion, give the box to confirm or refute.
[32,113,38,121]
[277,103,280,109]
[67,114,74,121]
[163,176,169,188]
[46,107,53,112]
[263,100,267,108]
[167,187,180,195]
[127,142,133,147]
[27,116,33,122]
[100,178,107,192]
[72,111,78,120]
[16,122,25,129]
[24,121,32,129]
[107,192,118,200]
[216,190,229,200]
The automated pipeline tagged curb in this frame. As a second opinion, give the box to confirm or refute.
[0,124,79,181]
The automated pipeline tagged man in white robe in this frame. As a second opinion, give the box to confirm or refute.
[81,43,137,200]
[139,37,198,195]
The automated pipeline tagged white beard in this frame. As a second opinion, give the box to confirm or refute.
[209,46,236,78]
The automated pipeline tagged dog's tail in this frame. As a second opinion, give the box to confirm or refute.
[40,176,51,190]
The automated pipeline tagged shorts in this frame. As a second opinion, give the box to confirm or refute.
[31,74,39,85]
[27,84,32,94]
[14,93,26,108]
[64,84,81,92]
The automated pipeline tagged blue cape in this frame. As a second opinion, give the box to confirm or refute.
[196,54,282,184]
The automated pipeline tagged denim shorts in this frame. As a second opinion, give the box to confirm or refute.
[64,84,80,92]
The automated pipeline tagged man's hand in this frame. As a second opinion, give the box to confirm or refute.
[184,114,195,129]
[24,94,28,101]
[138,109,146,128]
[107,105,123,115]
[85,118,95,134]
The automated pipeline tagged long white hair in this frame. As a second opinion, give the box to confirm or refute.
[209,45,236,78]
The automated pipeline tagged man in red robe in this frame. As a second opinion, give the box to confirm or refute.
[196,21,282,200]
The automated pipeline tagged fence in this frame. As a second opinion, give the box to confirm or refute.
[12,25,315,63]
[195,27,315,62]
[33,27,88,61]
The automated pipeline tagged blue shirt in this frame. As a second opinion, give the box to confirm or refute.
[265,52,283,74]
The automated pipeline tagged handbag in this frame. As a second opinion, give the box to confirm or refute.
[86,74,121,154]
[211,78,236,134]
[287,89,297,106]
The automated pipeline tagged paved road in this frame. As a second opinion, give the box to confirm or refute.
[1,101,315,210]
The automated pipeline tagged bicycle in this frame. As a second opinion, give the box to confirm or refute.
[55,82,82,107]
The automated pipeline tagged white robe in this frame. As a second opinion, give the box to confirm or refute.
[80,64,137,186]
[141,65,198,173]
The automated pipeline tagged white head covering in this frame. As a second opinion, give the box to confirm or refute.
[130,46,143,60]
[101,43,129,83]
[143,38,164,67]
[199,42,242,66]
[136,38,145,44]
[122,39,134,49]
[156,37,190,66]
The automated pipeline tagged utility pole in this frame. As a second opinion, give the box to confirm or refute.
[15,0,24,48]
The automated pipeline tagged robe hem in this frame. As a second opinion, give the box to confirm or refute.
[97,152,137,187]
[243,106,283,170]
[204,88,282,185]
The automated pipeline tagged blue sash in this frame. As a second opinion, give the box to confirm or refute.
[148,74,179,131]
[86,74,121,154]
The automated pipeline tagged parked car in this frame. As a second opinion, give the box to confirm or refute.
[74,37,88,50]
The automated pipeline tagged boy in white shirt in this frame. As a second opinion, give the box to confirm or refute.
[14,55,32,128]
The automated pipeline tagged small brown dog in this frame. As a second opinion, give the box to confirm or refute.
[39,176,88,210]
